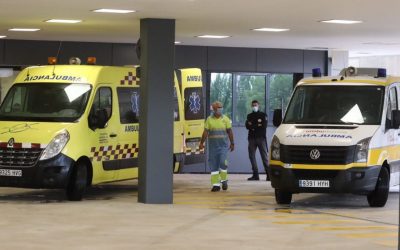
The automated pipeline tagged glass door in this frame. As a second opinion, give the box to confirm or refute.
[267,74,294,125]
[205,72,294,174]
[233,74,266,126]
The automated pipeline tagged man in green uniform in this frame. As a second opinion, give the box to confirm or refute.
[199,101,235,192]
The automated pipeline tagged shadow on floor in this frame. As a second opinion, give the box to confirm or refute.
[0,184,139,204]
[290,193,399,209]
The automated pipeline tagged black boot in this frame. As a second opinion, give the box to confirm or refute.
[265,168,270,181]
[247,174,260,181]
[221,181,228,190]
[211,186,221,192]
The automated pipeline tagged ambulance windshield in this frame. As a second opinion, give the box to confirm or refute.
[284,85,385,125]
[0,83,91,122]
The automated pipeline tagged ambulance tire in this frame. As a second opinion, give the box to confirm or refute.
[66,161,88,201]
[275,189,292,205]
[173,153,185,173]
[367,167,389,207]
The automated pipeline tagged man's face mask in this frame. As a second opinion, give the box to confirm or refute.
[252,105,259,112]
[216,107,223,115]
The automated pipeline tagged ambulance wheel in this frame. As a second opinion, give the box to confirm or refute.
[275,189,292,205]
[66,161,88,201]
[173,153,185,173]
[367,167,389,207]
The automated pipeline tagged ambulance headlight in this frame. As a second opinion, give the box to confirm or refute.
[40,131,70,160]
[271,136,281,160]
[354,137,371,163]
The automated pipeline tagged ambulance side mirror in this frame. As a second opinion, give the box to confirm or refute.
[392,110,400,129]
[89,108,109,130]
[273,109,283,127]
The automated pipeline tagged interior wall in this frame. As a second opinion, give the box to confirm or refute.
[0,69,20,102]
[349,55,400,75]
[0,39,327,75]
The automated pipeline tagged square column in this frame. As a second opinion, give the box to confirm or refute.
[138,19,175,204]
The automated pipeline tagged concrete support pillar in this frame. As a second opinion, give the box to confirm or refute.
[138,19,175,204]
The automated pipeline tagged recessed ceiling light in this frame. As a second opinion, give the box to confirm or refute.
[45,19,82,24]
[93,9,136,14]
[9,28,40,32]
[196,35,230,39]
[307,47,336,50]
[252,28,290,32]
[0,35,6,39]
[320,19,362,24]
[363,42,400,46]
[175,41,182,44]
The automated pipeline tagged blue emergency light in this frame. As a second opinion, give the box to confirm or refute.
[377,68,387,78]
[312,68,322,77]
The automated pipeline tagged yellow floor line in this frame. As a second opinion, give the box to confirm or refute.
[338,232,398,239]
[308,226,398,231]
[274,220,362,225]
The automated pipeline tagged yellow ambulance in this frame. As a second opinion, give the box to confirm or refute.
[271,67,400,207]
[0,59,204,200]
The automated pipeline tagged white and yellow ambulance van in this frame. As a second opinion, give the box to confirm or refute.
[270,67,400,207]
[0,58,204,200]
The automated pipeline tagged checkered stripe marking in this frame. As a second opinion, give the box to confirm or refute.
[120,72,140,86]
[185,146,205,156]
[0,141,47,149]
[90,144,139,162]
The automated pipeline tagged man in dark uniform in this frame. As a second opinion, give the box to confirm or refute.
[245,100,269,181]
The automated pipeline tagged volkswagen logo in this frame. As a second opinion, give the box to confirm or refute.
[310,149,320,160]
[7,138,15,148]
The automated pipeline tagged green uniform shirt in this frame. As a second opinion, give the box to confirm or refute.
[205,115,232,150]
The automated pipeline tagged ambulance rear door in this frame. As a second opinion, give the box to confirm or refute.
[177,68,205,165]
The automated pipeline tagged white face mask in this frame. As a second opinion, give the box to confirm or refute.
[252,106,259,112]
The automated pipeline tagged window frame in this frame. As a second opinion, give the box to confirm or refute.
[116,87,140,124]
[90,86,113,121]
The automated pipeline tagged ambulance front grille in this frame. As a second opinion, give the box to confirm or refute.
[0,148,43,167]
[280,145,355,165]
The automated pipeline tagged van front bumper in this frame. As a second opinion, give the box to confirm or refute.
[0,154,74,189]
[269,165,380,195]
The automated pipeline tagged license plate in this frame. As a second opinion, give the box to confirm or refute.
[186,142,198,148]
[0,169,22,177]
[299,180,330,188]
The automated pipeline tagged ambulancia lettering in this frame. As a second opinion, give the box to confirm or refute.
[125,125,139,132]
[24,75,83,82]
[186,75,202,82]
[286,134,352,139]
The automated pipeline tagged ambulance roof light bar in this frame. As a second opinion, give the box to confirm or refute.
[48,57,57,65]
[339,67,387,78]
[87,57,96,65]
[312,68,322,77]
[69,57,81,65]
[377,68,387,78]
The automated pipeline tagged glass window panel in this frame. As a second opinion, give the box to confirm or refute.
[0,83,91,122]
[90,87,112,121]
[117,87,139,124]
[268,74,294,113]
[234,75,266,124]
[210,73,232,119]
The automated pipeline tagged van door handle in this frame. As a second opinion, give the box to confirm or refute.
[110,133,117,138]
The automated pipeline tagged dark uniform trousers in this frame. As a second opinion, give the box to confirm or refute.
[248,137,268,175]
[246,111,269,176]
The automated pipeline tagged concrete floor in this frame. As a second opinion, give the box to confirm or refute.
[0,174,398,250]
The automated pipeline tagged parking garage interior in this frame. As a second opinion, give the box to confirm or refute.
[0,1,399,249]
